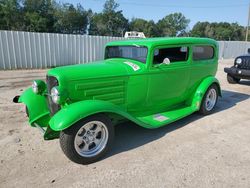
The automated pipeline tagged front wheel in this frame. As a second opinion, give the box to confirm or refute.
[227,74,240,84]
[199,84,218,115]
[59,114,114,164]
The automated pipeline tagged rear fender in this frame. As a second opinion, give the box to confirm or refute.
[190,76,221,110]
[49,100,146,131]
[18,88,50,127]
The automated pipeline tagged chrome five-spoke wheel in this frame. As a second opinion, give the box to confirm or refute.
[199,84,218,115]
[74,121,108,157]
[205,88,217,111]
[60,114,114,164]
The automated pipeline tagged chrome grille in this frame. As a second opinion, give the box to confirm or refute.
[46,76,60,116]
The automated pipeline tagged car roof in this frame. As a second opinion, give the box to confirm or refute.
[106,37,217,48]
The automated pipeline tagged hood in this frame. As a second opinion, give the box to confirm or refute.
[47,59,145,82]
[237,54,250,58]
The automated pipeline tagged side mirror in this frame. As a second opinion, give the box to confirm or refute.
[248,48,250,54]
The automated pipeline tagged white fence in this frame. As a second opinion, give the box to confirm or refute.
[218,41,250,59]
[1,30,250,70]
[0,31,123,69]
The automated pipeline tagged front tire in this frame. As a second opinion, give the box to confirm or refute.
[59,114,114,164]
[199,84,218,115]
[227,74,240,84]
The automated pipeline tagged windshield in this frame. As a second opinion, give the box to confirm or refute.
[105,45,148,63]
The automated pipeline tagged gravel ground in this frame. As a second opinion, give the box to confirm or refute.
[0,60,250,188]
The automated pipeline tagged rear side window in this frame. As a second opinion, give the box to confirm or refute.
[193,46,214,60]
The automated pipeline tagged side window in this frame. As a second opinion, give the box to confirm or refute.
[193,46,214,61]
[153,46,189,65]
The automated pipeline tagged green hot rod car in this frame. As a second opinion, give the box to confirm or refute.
[14,37,221,164]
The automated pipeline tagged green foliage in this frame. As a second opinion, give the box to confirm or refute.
[103,0,119,13]
[0,0,88,33]
[0,0,23,30]
[24,12,48,32]
[191,22,245,41]
[89,0,128,36]
[157,13,190,37]
[129,18,159,37]
[0,0,247,40]
[54,3,88,34]
[23,0,56,32]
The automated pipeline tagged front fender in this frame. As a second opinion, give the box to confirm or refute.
[191,76,221,110]
[18,88,50,127]
[49,100,145,131]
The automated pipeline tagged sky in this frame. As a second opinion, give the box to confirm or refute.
[57,0,250,29]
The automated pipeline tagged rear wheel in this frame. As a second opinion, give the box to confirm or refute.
[227,74,240,84]
[59,114,114,164]
[199,84,218,115]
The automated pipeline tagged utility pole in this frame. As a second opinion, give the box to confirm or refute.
[246,3,250,41]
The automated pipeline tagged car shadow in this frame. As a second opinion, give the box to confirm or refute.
[214,89,250,113]
[105,89,250,158]
[238,80,250,86]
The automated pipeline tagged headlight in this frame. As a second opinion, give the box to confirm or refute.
[236,58,242,64]
[32,81,38,94]
[50,86,67,104]
[51,87,60,104]
[32,80,46,94]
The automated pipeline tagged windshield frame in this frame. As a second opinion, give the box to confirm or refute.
[105,45,148,64]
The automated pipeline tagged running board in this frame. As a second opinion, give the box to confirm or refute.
[136,106,196,129]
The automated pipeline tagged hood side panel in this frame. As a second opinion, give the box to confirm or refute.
[69,77,128,108]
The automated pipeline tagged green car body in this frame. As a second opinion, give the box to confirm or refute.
[14,37,221,163]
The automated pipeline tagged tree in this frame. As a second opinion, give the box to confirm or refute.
[0,0,247,41]
[88,12,105,36]
[129,18,159,37]
[157,13,190,37]
[190,21,209,37]
[230,23,245,41]
[89,0,129,36]
[23,0,56,32]
[191,22,245,41]
[0,0,24,30]
[103,0,119,13]
[54,3,88,34]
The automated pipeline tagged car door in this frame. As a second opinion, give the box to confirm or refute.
[146,45,191,113]
[187,45,217,97]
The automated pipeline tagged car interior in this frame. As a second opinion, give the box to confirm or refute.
[153,46,189,65]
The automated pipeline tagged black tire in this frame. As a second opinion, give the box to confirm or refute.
[59,114,114,164]
[227,74,240,84]
[199,84,218,115]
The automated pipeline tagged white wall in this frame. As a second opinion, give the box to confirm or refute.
[1,30,250,70]
[0,31,124,69]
